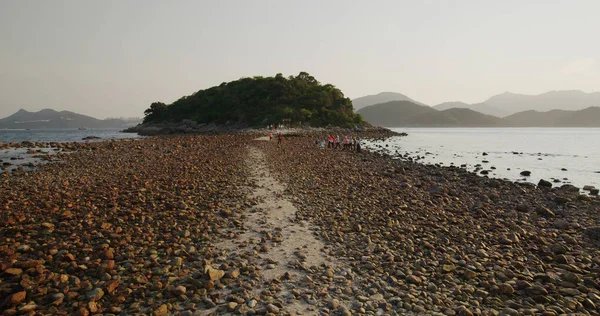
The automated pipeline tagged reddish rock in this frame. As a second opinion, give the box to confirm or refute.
[153,304,168,316]
[101,260,115,272]
[4,268,23,276]
[0,262,11,271]
[9,291,26,305]
[67,292,79,300]
[62,253,75,262]
[86,288,104,301]
[18,260,43,269]
[406,274,422,284]
[101,249,114,260]
[105,280,120,294]
[87,301,98,313]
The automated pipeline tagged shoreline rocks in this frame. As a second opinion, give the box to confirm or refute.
[259,133,600,314]
[1,132,599,315]
[0,135,252,315]
[122,120,402,137]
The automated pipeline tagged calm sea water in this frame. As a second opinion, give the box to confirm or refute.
[0,129,143,173]
[0,128,142,143]
[364,128,600,191]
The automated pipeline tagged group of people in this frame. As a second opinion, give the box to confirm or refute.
[268,132,284,145]
[321,135,361,152]
[268,123,288,130]
[266,131,362,153]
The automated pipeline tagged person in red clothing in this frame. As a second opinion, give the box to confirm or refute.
[277,132,284,146]
[269,132,273,141]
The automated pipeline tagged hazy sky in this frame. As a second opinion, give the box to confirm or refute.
[1,0,599,119]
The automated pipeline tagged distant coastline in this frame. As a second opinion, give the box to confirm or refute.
[357,101,600,128]
[0,109,141,129]
[353,90,600,128]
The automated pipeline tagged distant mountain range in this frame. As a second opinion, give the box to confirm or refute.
[482,90,600,116]
[354,90,600,118]
[357,100,600,127]
[352,92,427,111]
[432,101,509,118]
[0,109,141,129]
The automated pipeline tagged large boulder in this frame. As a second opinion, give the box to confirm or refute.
[537,179,552,188]
[559,184,580,193]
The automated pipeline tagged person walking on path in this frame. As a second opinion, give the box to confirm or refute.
[356,137,361,153]
[343,136,349,150]
[335,135,341,149]
[277,132,284,146]
[269,132,273,141]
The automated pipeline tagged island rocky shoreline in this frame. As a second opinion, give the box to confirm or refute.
[121,121,405,137]
[0,130,599,315]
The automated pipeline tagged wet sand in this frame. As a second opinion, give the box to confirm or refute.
[1,132,600,315]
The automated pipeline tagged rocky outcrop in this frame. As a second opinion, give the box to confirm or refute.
[123,120,401,137]
[538,179,553,188]
[122,120,249,136]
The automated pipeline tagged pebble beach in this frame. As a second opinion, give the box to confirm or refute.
[1,130,600,316]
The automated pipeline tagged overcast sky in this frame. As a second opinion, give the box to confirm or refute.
[1,0,599,119]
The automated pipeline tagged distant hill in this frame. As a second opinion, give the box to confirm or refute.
[483,90,600,116]
[433,101,508,118]
[502,109,570,127]
[555,106,600,127]
[357,99,600,127]
[429,90,600,117]
[503,107,600,127]
[352,92,426,111]
[356,100,436,127]
[354,90,600,118]
[0,109,137,129]
[407,108,501,127]
[358,101,501,127]
[432,101,470,111]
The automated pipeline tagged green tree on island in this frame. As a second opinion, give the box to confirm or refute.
[142,72,364,127]
[143,102,168,123]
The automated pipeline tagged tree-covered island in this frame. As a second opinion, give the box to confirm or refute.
[142,72,364,128]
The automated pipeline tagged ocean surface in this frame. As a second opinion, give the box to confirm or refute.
[363,128,600,192]
[0,128,142,143]
[0,129,143,173]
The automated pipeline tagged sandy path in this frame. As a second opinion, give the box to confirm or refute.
[212,145,338,315]
[244,147,331,276]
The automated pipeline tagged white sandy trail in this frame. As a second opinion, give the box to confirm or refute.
[213,143,337,315]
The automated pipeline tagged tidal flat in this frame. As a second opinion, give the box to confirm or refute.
[1,131,600,315]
